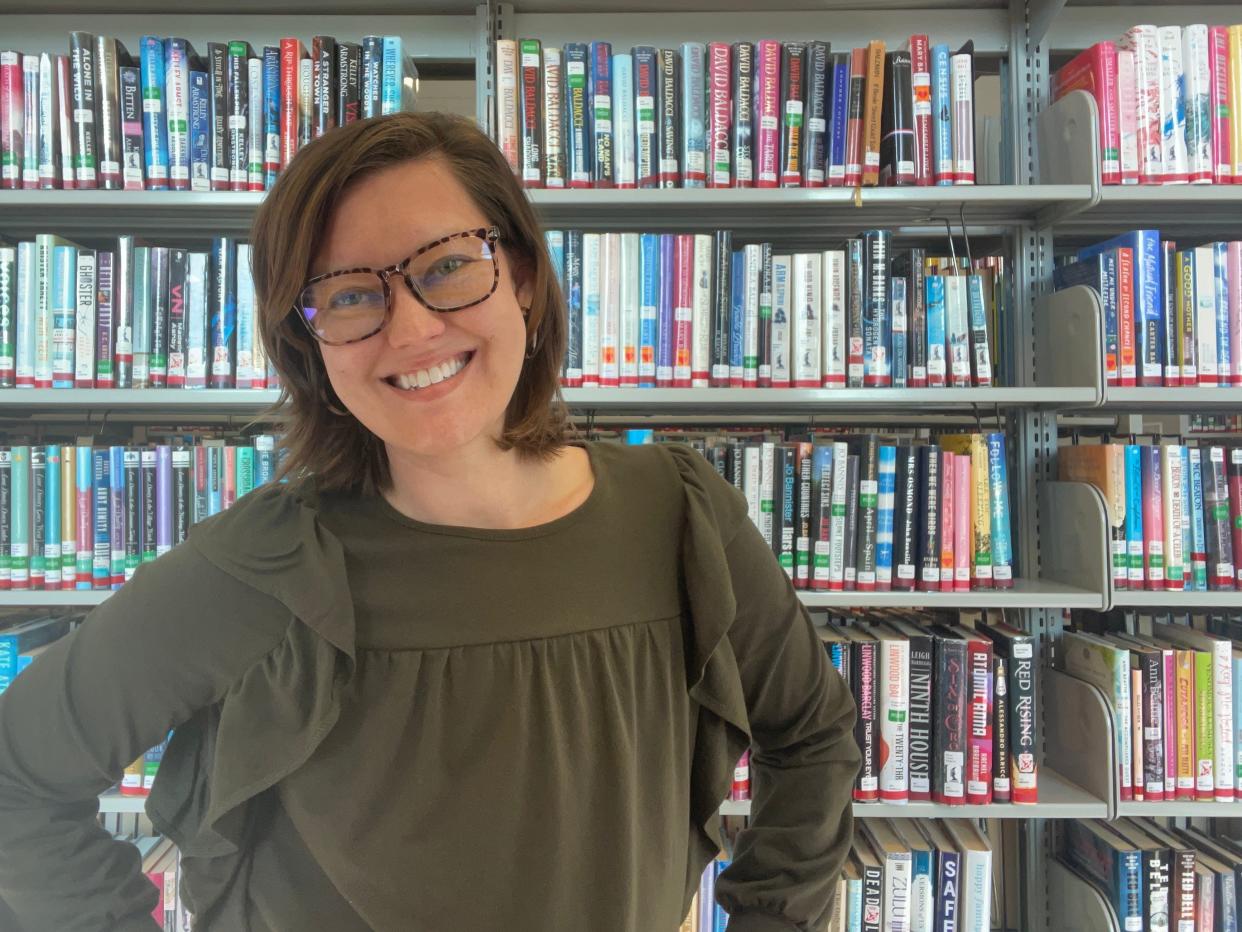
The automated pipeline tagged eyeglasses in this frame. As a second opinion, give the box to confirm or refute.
[295,226,502,345]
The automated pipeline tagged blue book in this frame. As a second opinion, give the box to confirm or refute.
[188,68,211,191]
[564,230,583,384]
[108,445,125,590]
[361,36,383,119]
[713,859,730,932]
[827,52,850,185]
[381,36,404,115]
[875,445,897,587]
[44,445,60,587]
[588,42,614,186]
[657,234,675,384]
[91,448,110,588]
[1060,820,1144,932]
[931,44,952,186]
[1189,447,1209,591]
[1078,230,1162,386]
[163,38,192,189]
[1214,241,1232,384]
[544,231,565,288]
[262,46,281,189]
[209,237,236,388]
[729,250,745,384]
[987,432,1013,585]
[563,44,591,186]
[1054,252,1118,385]
[0,616,70,676]
[50,245,77,388]
[139,36,170,190]
[75,445,92,590]
[638,233,659,388]
[1125,445,1145,587]
[925,274,947,384]
[207,445,222,517]
[891,276,908,388]
[934,844,961,931]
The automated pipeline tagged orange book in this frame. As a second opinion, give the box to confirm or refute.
[861,40,886,185]
[1174,648,1196,800]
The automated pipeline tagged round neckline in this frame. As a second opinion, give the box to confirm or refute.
[369,440,603,541]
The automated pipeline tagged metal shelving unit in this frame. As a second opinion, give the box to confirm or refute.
[1110,589,1242,610]
[1095,386,1242,414]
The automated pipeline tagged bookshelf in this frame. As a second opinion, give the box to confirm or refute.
[1,2,1240,931]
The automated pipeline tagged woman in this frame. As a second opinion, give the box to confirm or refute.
[0,111,858,932]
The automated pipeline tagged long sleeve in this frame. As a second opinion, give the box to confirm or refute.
[672,446,860,932]
[0,541,292,932]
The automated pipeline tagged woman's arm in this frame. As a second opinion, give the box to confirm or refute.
[0,542,291,932]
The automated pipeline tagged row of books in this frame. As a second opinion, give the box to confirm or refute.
[1059,819,1242,932]
[1052,25,1242,186]
[546,229,1006,390]
[0,236,272,390]
[1053,231,1242,387]
[496,35,979,190]
[0,32,418,192]
[687,432,1014,591]
[1060,442,1242,592]
[0,438,283,592]
[1060,618,1238,804]
[820,611,1037,806]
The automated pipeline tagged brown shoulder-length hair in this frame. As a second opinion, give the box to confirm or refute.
[249,110,570,494]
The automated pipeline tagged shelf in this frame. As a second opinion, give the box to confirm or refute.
[0,590,111,607]
[1096,387,1242,414]
[1110,589,1242,609]
[99,792,147,815]
[1117,799,1242,818]
[798,578,1103,610]
[1048,860,1121,932]
[0,389,282,415]
[720,769,1107,819]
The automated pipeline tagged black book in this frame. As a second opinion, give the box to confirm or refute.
[207,43,229,192]
[801,41,830,186]
[931,623,968,805]
[862,229,892,387]
[886,618,934,801]
[779,42,806,187]
[1135,820,1197,932]
[563,230,583,383]
[710,230,732,385]
[118,65,144,191]
[731,42,754,186]
[360,36,384,120]
[312,36,337,137]
[729,440,743,491]
[149,246,169,387]
[796,443,812,588]
[844,628,879,801]
[94,37,127,191]
[1161,240,1178,387]
[226,42,254,191]
[758,243,773,386]
[854,434,879,590]
[69,33,99,189]
[336,41,361,126]
[172,445,191,545]
[893,248,928,386]
[632,47,659,187]
[167,248,188,388]
[916,444,941,591]
[123,447,140,581]
[880,50,915,185]
[892,443,918,590]
[1109,821,1173,932]
[774,444,797,577]
[656,48,680,188]
[30,447,45,589]
[846,236,865,387]
[993,653,1011,799]
[140,448,156,564]
[842,453,860,589]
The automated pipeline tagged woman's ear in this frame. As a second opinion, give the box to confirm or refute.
[511,260,536,313]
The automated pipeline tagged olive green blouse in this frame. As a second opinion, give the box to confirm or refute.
[0,440,858,932]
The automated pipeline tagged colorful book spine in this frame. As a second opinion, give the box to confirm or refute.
[1182,25,1213,185]
[262,46,280,189]
[518,39,543,188]
[673,234,694,387]
[1120,25,1163,183]
[637,233,656,388]
[827,52,849,186]
[755,40,780,188]
[141,36,173,188]
[656,234,675,387]
[877,632,910,803]
[930,44,952,185]
[589,42,614,188]
[620,233,639,387]
[731,42,754,187]
[166,38,193,191]
[779,42,806,188]
[802,41,828,187]
[1158,27,1190,184]
[582,233,601,387]
[633,47,657,188]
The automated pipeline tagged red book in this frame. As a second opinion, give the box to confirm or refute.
[844,48,866,187]
[1052,42,1121,185]
[222,446,237,511]
[673,234,694,388]
[707,43,732,188]
[754,40,781,188]
[0,51,21,191]
[731,750,751,801]
[962,627,994,806]
[939,450,955,592]
[518,40,543,189]
[1117,246,1136,387]
[907,34,932,186]
[279,38,304,169]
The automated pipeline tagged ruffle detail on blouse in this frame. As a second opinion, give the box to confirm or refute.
[144,482,356,927]
[662,445,754,858]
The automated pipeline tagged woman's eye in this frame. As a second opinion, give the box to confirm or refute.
[330,289,381,309]
[427,256,468,278]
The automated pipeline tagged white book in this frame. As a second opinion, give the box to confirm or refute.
[743,244,761,387]
[1162,444,1186,589]
[1120,25,1163,181]
[581,233,601,387]
[944,274,971,386]
[770,254,792,387]
[599,233,620,387]
[21,55,39,188]
[743,444,761,530]
[33,236,56,388]
[860,822,912,932]
[949,52,975,185]
[247,57,263,190]
[822,249,846,386]
[874,627,911,802]
[55,55,75,188]
[297,57,313,158]
[1061,630,1132,799]
[0,246,13,378]
[1152,621,1236,802]
[1117,49,1139,184]
[1182,25,1213,184]
[185,251,208,388]
[166,43,190,187]
[1193,244,1219,384]
[612,53,636,188]
[235,244,255,387]
[792,252,822,388]
[759,441,775,547]
[944,820,992,932]
[495,40,520,173]
[691,234,712,386]
[73,251,95,387]
[37,53,57,187]
[828,441,849,589]
[1157,26,1190,183]
[16,242,36,387]
[619,232,639,385]
[541,48,564,188]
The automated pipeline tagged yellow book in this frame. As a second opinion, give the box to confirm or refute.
[1230,26,1242,179]
[678,891,698,932]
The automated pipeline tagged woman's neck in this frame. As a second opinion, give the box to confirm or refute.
[381,439,592,530]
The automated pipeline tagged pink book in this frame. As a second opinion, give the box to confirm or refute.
[1209,27,1233,184]
[1119,26,1163,183]
[0,51,22,191]
[1230,242,1242,386]
[1053,42,1121,184]
[954,452,971,592]
[964,631,994,806]
[939,450,955,592]
[754,40,781,188]
[1161,646,1177,797]
[672,235,694,388]
[1117,49,1140,184]
[1142,445,1166,590]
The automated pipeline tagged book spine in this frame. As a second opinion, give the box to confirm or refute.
[843,48,866,187]
[862,230,891,387]
[597,235,620,387]
[852,638,879,801]
[1230,26,1242,181]
[754,41,780,188]
[774,444,796,575]
[630,47,657,189]
[226,42,248,191]
[880,50,915,186]
[55,56,75,188]
[809,446,832,591]
[185,251,208,388]
[92,37,121,190]
[906,629,933,801]
[966,636,994,804]
[987,432,1013,587]
[561,230,582,385]
[245,56,262,191]
[636,233,655,387]
[925,273,947,386]
[121,447,138,582]
[731,43,753,187]
[1120,26,1163,183]
[779,42,806,187]
[890,274,908,388]
[234,244,254,389]
[1206,447,1236,588]
[582,233,601,386]
[360,36,382,120]
[966,273,993,386]
[166,249,186,388]
[619,232,639,387]
[37,53,59,189]
[71,446,88,589]
[538,48,563,189]
[953,451,971,590]
[945,274,971,387]
[118,66,144,191]
[993,654,1010,801]
[790,252,819,387]
[970,434,994,588]
[827,53,848,186]
[68,34,98,188]
[209,237,235,388]
[1142,445,1166,588]
[30,447,45,589]
[1162,445,1186,589]
[148,246,169,387]
[262,46,280,187]
[827,443,849,590]
[1141,650,1166,800]
[757,243,773,386]
[875,445,896,589]
[1188,447,1209,590]
[656,48,679,188]
[0,248,12,387]
[167,39,193,191]
[207,43,228,190]
[1183,25,1213,184]
[861,41,885,185]
[855,436,879,591]
[73,250,95,388]
[741,243,760,387]
[930,45,953,184]
[1193,649,1215,799]
[821,249,846,386]
[933,633,967,804]
[679,43,706,188]
[1116,48,1140,184]
[710,230,731,385]
[187,68,210,191]
[589,42,614,188]
[139,448,156,565]
[138,38,168,189]
[1210,637,1235,800]
[908,35,932,185]
[89,449,107,588]
[917,444,941,590]
[49,244,76,389]
[843,454,860,589]
[379,36,404,116]
[1158,28,1189,183]
[52,447,69,587]
[279,39,302,169]
[893,446,918,590]
[802,42,828,187]
[518,39,542,187]
[939,451,956,590]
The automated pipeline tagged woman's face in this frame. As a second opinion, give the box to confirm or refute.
[310,157,531,463]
